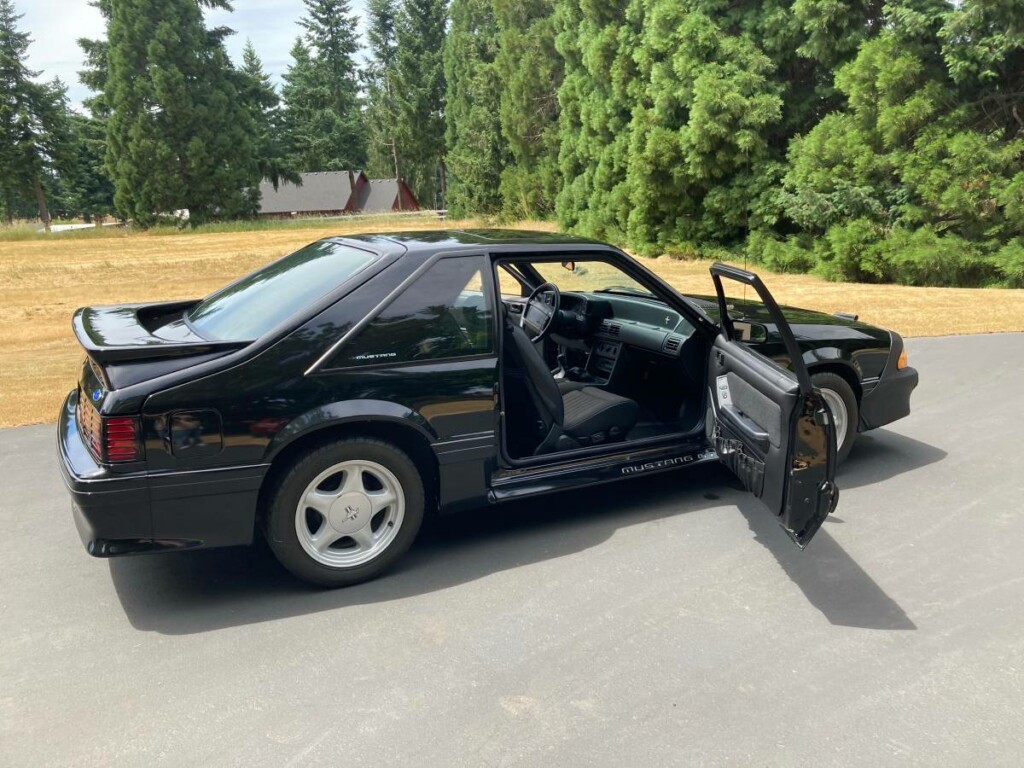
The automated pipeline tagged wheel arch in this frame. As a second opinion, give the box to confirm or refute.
[257,403,441,529]
[807,361,862,403]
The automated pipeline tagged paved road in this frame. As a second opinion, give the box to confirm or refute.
[2,334,1022,767]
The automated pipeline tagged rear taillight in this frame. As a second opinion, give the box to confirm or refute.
[103,417,141,462]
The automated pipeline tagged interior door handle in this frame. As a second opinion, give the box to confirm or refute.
[720,405,770,452]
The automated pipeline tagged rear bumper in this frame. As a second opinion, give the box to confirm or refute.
[859,365,918,431]
[57,390,263,557]
[58,390,157,556]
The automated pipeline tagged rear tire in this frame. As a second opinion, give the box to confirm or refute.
[811,372,858,465]
[265,438,425,587]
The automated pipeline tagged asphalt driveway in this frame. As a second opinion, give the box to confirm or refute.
[1,334,1022,767]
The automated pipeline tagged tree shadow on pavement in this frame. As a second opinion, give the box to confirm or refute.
[109,427,943,635]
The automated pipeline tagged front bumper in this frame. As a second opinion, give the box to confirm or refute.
[57,390,262,557]
[856,331,919,432]
[859,364,919,431]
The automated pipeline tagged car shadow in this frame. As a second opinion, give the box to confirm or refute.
[109,428,943,636]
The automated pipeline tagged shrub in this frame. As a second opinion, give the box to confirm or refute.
[991,239,1024,288]
[746,230,816,273]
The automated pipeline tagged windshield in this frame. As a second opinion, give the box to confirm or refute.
[530,260,654,297]
[187,240,377,340]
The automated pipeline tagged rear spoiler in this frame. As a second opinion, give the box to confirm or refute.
[72,301,249,365]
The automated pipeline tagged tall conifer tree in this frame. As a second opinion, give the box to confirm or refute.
[281,0,366,172]
[493,0,561,219]
[238,39,298,197]
[444,0,503,215]
[0,0,67,227]
[394,0,447,207]
[104,0,258,225]
[364,0,402,179]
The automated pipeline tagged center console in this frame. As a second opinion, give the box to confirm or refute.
[588,339,621,380]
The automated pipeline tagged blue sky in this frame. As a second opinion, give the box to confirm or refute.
[17,0,369,109]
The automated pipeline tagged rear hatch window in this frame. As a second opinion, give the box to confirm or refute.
[187,240,377,341]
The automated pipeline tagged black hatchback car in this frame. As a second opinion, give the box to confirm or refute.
[58,230,918,586]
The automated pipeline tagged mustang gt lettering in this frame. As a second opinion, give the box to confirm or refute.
[57,230,917,586]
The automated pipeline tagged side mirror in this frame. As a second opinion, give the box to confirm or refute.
[732,321,769,344]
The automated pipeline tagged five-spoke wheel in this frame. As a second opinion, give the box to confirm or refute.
[811,372,859,464]
[266,438,425,587]
[295,460,405,568]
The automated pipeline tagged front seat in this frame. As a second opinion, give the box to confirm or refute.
[505,322,638,454]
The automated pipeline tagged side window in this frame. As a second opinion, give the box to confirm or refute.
[334,256,495,367]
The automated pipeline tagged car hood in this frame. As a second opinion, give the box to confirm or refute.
[685,294,892,345]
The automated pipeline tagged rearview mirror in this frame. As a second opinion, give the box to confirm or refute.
[561,260,576,272]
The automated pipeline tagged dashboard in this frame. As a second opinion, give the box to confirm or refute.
[557,292,698,357]
[552,291,704,386]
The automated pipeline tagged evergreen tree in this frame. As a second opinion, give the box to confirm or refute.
[0,0,68,228]
[494,0,561,219]
[364,0,402,179]
[444,0,504,216]
[624,0,783,249]
[104,0,259,226]
[394,0,448,207]
[238,39,298,198]
[57,110,117,222]
[553,0,635,241]
[77,0,113,120]
[281,0,365,172]
[775,0,1024,285]
[74,0,119,221]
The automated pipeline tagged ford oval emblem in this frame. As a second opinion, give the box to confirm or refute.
[92,389,102,402]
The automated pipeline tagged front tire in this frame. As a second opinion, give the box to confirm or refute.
[265,438,425,587]
[812,372,858,465]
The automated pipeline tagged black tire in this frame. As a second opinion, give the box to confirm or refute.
[264,438,425,588]
[811,371,858,465]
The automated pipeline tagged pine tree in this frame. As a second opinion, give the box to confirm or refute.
[281,0,366,172]
[238,39,298,199]
[57,110,117,223]
[0,0,67,228]
[364,0,402,179]
[553,0,635,241]
[444,0,504,216]
[104,0,259,226]
[494,0,561,219]
[623,0,784,248]
[394,0,448,207]
[73,0,118,221]
[77,0,112,120]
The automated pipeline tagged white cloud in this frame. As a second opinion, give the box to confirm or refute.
[17,0,369,109]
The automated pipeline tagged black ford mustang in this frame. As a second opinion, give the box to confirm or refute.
[57,230,918,586]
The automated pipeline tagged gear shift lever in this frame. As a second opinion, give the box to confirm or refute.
[555,350,569,380]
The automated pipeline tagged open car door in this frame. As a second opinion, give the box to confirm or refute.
[706,263,838,546]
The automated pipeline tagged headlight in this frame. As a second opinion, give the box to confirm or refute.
[897,347,908,369]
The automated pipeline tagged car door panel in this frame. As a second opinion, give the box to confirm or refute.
[707,264,838,547]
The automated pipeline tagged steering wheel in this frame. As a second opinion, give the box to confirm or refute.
[521,282,561,342]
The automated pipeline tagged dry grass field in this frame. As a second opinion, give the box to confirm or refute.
[2,216,1023,427]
